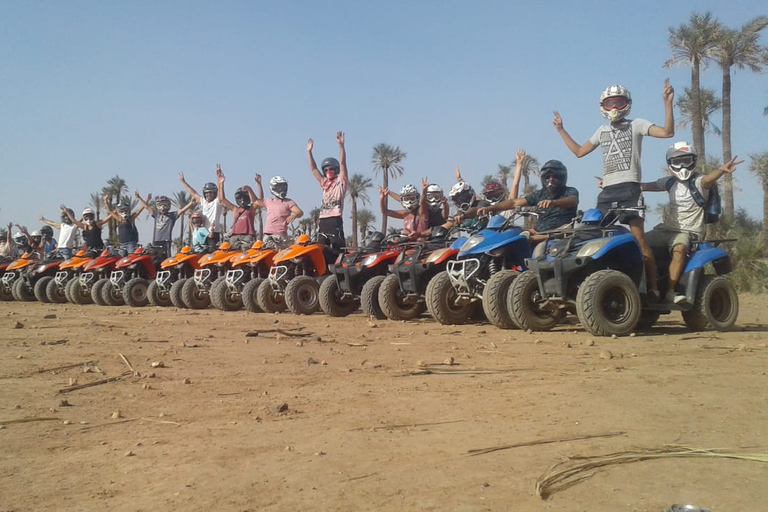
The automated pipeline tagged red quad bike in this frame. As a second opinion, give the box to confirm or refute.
[69,249,122,305]
[181,242,244,310]
[46,249,94,303]
[3,252,42,302]
[101,245,163,307]
[319,231,407,319]
[150,245,206,308]
[215,239,286,312]
[21,254,65,303]
[257,234,339,315]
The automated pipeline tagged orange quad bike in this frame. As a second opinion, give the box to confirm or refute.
[181,242,246,309]
[45,249,94,303]
[0,256,18,301]
[3,251,42,302]
[70,248,122,305]
[212,239,285,312]
[257,234,339,315]
[101,245,163,307]
[150,245,206,308]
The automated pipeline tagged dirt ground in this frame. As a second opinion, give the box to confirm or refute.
[1,296,767,512]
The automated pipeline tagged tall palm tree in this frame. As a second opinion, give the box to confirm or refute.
[172,190,193,245]
[102,175,128,244]
[675,86,722,137]
[371,143,406,232]
[297,218,313,236]
[749,152,768,247]
[347,173,373,247]
[356,209,376,241]
[309,207,321,237]
[496,164,512,189]
[713,16,768,223]
[89,192,103,220]
[665,11,722,165]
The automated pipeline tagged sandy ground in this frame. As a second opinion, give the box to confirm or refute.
[1,296,767,512]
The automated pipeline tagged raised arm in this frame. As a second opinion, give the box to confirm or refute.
[286,204,304,229]
[134,190,154,215]
[179,172,201,201]
[307,138,323,187]
[178,197,197,216]
[552,111,598,158]
[510,149,525,200]
[337,131,348,183]
[378,186,406,219]
[454,165,463,182]
[254,174,264,202]
[103,194,121,222]
[217,167,237,212]
[130,202,146,221]
[419,178,429,222]
[60,205,85,229]
[701,156,743,189]
[648,79,675,138]
[39,216,62,229]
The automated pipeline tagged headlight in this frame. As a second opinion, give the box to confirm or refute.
[576,239,612,258]
[460,235,484,253]
[36,264,47,273]
[426,248,451,264]
[532,241,547,259]
[362,254,378,267]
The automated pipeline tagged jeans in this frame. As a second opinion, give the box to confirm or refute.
[58,247,73,259]
[119,241,138,257]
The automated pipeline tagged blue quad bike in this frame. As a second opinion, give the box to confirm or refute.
[425,212,535,328]
[508,206,739,336]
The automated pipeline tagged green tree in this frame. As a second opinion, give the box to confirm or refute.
[309,207,321,237]
[371,143,406,232]
[172,190,193,245]
[102,175,128,244]
[665,11,722,166]
[88,192,103,221]
[356,208,376,241]
[749,152,768,247]
[347,173,373,247]
[675,87,722,137]
[713,16,768,223]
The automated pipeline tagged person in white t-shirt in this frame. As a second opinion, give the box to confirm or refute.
[40,208,80,259]
[179,166,225,247]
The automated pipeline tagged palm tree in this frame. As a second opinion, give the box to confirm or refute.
[496,164,512,190]
[749,152,768,247]
[309,207,321,237]
[347,173,373,247]
[675,86,722,138]
[101,175,128,244]
[89,192,103,220]
[172,190,193,245]
[356,209,376,241]
[297,218,313,236]
[665,11,722,166]
[713,16,768,223]
[371,143,406,232]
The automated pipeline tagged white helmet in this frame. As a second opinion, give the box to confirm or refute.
[269,176,288,199]
[425,184,444,212]
[599,85,632,122]
[449,181,475,213]
[399,184,420,211]
[13,232,26,245]
[666,141,697,181]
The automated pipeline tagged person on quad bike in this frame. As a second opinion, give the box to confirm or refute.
[189,211,209,252]
[61,203,110,252]
[218,169,260,251]
[40,208,79,259]
[134,190,195,257]
[382,178,449,233]
[378,184,429,240]
[179,166,226,247]
[442,181,491,232]
[14,225,47,256]
[552,80,675,301]
[103,195,145,256]
[39,225,57,256]
[255,174,303,245]
[307,131,348,250]
[10,230,31,258]
[641,142,743,305]
[476,159,579,242]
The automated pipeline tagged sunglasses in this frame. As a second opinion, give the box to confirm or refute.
[601,97,629,109]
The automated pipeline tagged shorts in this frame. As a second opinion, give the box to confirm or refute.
[645,224,698,253]
[596,183,645,224]
[318,217,345,250]
[229,234,255,251]
[263,234,289,249]
[58,247,73,259]
[118,241,137,257]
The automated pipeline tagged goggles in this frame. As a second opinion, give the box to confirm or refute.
[601,97,629,110]
[669,155,695,169]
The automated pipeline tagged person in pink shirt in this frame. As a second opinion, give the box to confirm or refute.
[307,131,348,250]
[218,168,260,251]
[254,174,303,245]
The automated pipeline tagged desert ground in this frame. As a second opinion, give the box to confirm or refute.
[1,296,767,512]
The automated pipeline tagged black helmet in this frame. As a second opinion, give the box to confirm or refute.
[234,187,251,208]
[202,182,218,196]
[540,160,568,195]
[40,225,54,239]
[61,208,75,224]
[320,157,340,176]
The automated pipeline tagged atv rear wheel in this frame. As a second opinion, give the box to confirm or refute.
[360,275,386,320]
[169,278,188,308]
[47,277,68,303]
[123,278,149,307]
[682,275,739,331]
[89,279,108,306]
[35,276,54,303]
[182,278,211,310]
[242,278,265,313]
[482,269,519,329]
[378,274,425,321]
[101,281,125,306]
[147,280,172,307]
[13,278,36,302]
[576,269,641,337]
[210,278,243,311]
[285,275,320,315]
[319,275,359,317]
[257,279,286,313]
[426,271,474,325]
[508,270,563,331]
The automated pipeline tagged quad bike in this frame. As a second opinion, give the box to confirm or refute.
[46,249,94,303]
[181,241,245,310]
[20,254,65,303]
[427,212,535,328]
[319,231,407,318]
[510,205,739,336]
[217,238,288,313]
[101,245,163,307]
[3,251,42,302]
[150,245,207,307]
[0,256,15,301]
[257,234,339,315]
[377,227,462,321]
[69,249,122,305]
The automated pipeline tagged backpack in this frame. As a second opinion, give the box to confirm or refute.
[665,174,721,224]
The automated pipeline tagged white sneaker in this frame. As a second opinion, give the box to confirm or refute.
[673,294,689,305]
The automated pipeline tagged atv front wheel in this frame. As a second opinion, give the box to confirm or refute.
[285,276,320,315]
[147,280,172,307]
[13,279,36,302]
[682,275,739,331]
[89,279,108,306]
[257,279,286,313]
[360,275,386,320]
[508,270,563,331]
[319,275,359,317]
[47,277,68,303]
[182,278,211,310]
[482,269,519,329]
[123,278,149,307]
[35,276,54,303]
[425,271,474,325]
[210,278,243,311]
[101,281,125,306]
[169,278,188,308]
[378,274,425,321]
[576,269,641,337]
[242,278,264,313]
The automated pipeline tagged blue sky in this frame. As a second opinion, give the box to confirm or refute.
[1,0,766,241]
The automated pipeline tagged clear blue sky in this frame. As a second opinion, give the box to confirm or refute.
[1,0,766,241]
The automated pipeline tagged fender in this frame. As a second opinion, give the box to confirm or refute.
[7,256,39,271]
[59,251,93,271]
[684,246,729,273]
[273,243,327,276]
[458,227,527,258]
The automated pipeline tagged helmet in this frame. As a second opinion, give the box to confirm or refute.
[320,157,340,177]
[82,208,94,217]
[117,202,130,218]
[30,231,42,244]
[399,184,420,211]
[234,187,251,208]
[666,141,697,181]
[202,182,218,197]
[269,176,289,199]
[13,232,26,245]
[61,208,75,224]
[425,184,444,212]
[449,181,475,213]
[540,160,568,195]
[600,85,632,122]
[156,195,171,214]
[40,225,54,239]
[190,211,204,226]
[482,182,505,205]
[82,208,95,223]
